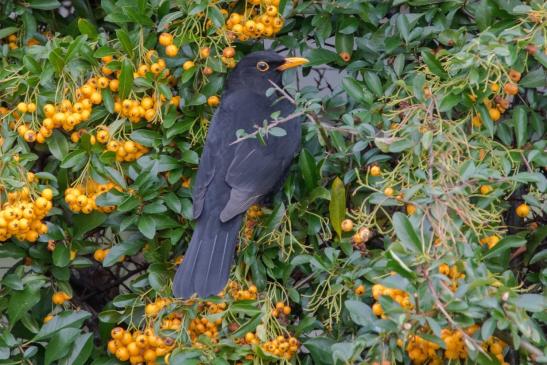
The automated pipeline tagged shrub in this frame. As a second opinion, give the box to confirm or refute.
[0,0,545,364]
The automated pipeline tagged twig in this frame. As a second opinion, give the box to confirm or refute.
[268,80,334,151]
[294,272,316,289]
[229,111,306,145]
[520,151,533,172]
[423,269,488,356]
[494,330,543,362]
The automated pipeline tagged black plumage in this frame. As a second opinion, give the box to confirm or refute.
[173,51,307,298]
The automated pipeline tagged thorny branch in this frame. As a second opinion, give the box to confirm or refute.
[423,268,489,356]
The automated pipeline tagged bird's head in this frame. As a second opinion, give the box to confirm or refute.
[225,50,308,92]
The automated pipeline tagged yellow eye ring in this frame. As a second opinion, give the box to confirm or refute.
[256,61,269,72]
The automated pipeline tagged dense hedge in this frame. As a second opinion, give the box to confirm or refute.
[0,0,545,364]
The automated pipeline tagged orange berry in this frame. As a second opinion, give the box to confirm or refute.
[370,165,381,176]
[158,32,173,46]
[488,108,501,121]
[207,95,220,107]
[183,60,195,71]
[339,52,351,62]
[341,219,353,232]
[199,47,210,58]
[504,82,518,95]
[165,44,179,57]
[509,69,521,82]
[222,47,235,58]
[515,203,530,218]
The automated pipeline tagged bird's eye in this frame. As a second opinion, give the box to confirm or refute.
[256,61,269,72]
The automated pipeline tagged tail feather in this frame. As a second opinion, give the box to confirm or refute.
[173,212,243,298]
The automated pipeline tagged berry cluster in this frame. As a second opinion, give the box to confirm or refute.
[0,187,52,242]
[144,297,173,317]
[107,327,175,364]
[271,301,291,317]
[106,139,149,162]
[483,336,509,365]
[440,328,469,360]
[244,204,263,239]
[228,281,258,300]
[405,335,441,365]
[113,96,160,123]
[260,335,299,360]
[189,316,221,344]
[438,264,465,292]
[64,180,118,214]
[225,0,284,41]
[1,33,18,49]
[470,69,522,127]
[160,312,183,331]
[220,46,237,69]
[371,284,413,318]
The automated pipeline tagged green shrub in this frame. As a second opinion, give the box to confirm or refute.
[0,0,545,364]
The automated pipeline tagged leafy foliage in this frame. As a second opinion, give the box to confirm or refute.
[0,0,545,364]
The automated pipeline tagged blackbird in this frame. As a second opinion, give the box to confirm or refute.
[173,51,308,298]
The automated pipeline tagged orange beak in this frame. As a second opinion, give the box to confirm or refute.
[277,57,309,71]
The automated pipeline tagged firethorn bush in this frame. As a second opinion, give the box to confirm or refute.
[0,0,545,364]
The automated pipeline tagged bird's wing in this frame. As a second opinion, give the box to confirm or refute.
[220,104,301,222]
[191,111,224,219]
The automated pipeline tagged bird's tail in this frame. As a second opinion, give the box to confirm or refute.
[173,211,243,299]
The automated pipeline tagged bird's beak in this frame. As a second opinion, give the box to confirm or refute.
[277,57,309,71]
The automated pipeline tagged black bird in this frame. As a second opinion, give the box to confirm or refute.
[173,51,309,298]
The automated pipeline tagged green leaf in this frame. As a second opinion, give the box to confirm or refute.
[335,33,353,54]
[512,106,527,148]
[421,51,448,79]
[0,27,18,40]
[8,283,41,326]
[299,149,318,192]
[77,18,98,39]
[34,311,91,341]
[64,333,93,365]
[103,241,143,267]
[45,328,80,365]
[513,294,546,312]
[66,35,86,62]
[102,88,115,113]
[157,11,183,31]
[169,349,201,365]
[23,55,41,74]
[47,130,69,161]
[130,130,161,147]
[115,29,134,57]
[27,0,60,10]
[118,59,134,99]
[363,71,383,97]
[207,7,225,28]
[305,48,339,66]
[329,177,346,240]
[342,77,365,102]
[303,337,336,365]
[229,301,261,316]
[138,215,156,239]
[72,212,107,239]
[345,300,373,326]
[392,212,423,253]
[48,48,65,74]
[53,243,70,267]
[483,236,526,259]
[61,150,87,169]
